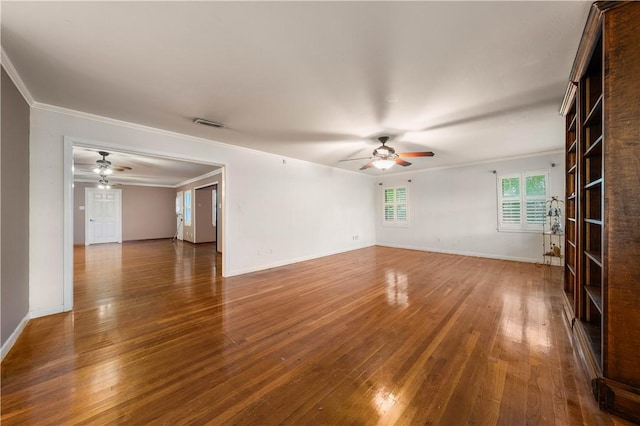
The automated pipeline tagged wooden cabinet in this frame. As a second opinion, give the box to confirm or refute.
[564,97,578,316]
[560,2,640,422]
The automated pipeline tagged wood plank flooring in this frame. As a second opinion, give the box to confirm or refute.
[0,241,631,424]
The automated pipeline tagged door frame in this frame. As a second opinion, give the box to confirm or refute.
[63,136,227,311]
[194,181,220,250]
[85,187,123,245]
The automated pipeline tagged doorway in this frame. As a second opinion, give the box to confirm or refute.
[63,137,227,311]
[195,184,219,249]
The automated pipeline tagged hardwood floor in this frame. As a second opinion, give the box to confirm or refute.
[1,241,630,425]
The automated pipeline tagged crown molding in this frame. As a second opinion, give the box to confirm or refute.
[560,82,578,116]
[73,179,176,189]
[33,101,227,146]
[175,169,223,189]
[74,168,222,189]
[375,149,565,179]
[32,102,372,179]
[0,62,368,178]
[1,48,35,106]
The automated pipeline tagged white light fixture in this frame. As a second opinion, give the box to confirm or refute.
[373,159,395,170]
[93,166,113,175]
[98,174,111,189]
[94,151,113,175]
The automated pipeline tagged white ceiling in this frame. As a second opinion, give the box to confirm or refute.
[2,1,590,176]
[73,147,219,187]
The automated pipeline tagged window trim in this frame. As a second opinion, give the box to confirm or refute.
[497,170,550,233]
[382,185,409,227]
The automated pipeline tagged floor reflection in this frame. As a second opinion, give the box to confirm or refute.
[385,270,409,308]
[500,291,552,352]
[373,387,398,416]
[82,242,123,272]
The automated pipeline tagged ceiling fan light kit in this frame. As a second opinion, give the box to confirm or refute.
[344,136,434,172]
[97,174,111,189]
[92,151,122,189]
[93,166,113,175]
[93,151,113,175]
[372,159,396,170]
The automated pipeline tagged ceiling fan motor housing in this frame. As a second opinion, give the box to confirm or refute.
[373,136,396,158]
[96,151,112,167]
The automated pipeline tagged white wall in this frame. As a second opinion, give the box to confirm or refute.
[375,153,565,263]
[73,182,176,244]
[28,105,562,318]
[29,107,376,316]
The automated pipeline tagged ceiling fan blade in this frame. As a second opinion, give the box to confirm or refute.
[75,163,132,171]
[397,152,434,158]
[395,158,412,167]
[359,162,374,170]
[339,157,373,162]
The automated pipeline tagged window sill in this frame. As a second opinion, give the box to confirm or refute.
[497,228,542,234]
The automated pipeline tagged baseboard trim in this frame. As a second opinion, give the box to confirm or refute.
[2,305,71,361]
[29,305,65,319]
[600,378,640,423]
[375,242,542,264]
[226,242,376,277]
[1,313,30,361]
[227,243,545,277]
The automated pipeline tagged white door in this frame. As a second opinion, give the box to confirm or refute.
[176,191,184,240]
[86,188,122,245]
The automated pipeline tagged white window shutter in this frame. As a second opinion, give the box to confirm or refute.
[383,186,409,227]
[497,170,549,232]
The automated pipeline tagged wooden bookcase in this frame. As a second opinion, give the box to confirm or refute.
[564,92,577,316]
[560,2,640,422]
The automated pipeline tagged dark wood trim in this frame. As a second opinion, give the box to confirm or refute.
[600,379,640,423]
[560,3,603,116]
[560,81,577,116]
[573,319,603,380]
[562,2,640,423]
[560,2,631,115]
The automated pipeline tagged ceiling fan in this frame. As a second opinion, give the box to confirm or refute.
[340,136,434,170]
[83,151,132,175]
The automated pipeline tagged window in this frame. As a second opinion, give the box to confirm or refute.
[383,186,409,226]
[175,192,183,215]
[184,190,192,226]
[498,170,549,231]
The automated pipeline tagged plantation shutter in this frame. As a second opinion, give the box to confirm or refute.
[524,173,547,229]
[383,186,409,226]
[498,171,549,232]
[499,175,522,230]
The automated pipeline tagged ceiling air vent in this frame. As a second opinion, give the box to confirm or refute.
[193,118,224,128]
